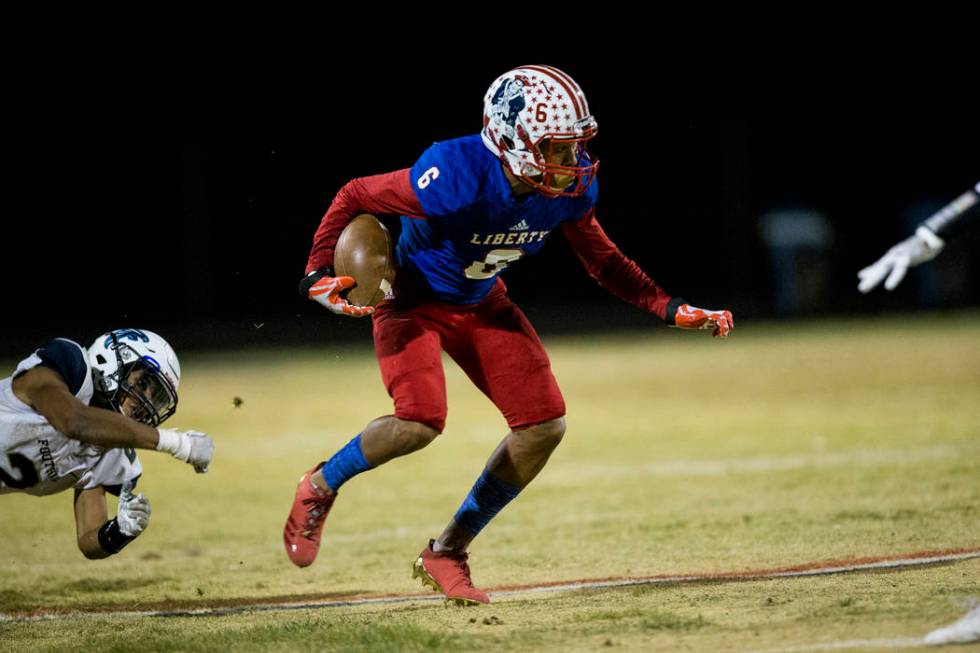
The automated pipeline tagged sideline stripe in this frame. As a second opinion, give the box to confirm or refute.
[2,547,977,622]
[745,637,924,652]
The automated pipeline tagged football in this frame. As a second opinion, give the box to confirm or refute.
[334,214,396,307]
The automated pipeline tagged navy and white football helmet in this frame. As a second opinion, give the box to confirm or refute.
[88,328,180,427]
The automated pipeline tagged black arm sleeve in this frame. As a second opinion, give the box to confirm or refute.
[97,518,136,555]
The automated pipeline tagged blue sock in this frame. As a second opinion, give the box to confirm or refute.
[320,434,373,492]
[453,469,521,536]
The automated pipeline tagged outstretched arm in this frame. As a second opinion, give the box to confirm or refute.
[857,181,980,293]
[922,181,980,240]
[14,366,159,449]
[561,209,677,319]
[12,367,213,472]
[561,210,733,337]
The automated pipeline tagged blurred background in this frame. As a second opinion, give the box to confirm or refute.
[4,56,978,357]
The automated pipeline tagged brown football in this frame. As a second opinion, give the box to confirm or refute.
[334,214,396,307]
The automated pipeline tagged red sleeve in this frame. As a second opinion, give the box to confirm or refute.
[561,209,677,321]
[306,168,426,274]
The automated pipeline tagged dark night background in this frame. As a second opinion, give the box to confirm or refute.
[4,54,978,357]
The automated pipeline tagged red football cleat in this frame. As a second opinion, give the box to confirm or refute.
[283,465,336,567]
[412,540,490,605]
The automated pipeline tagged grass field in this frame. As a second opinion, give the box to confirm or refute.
[1,313,978,651]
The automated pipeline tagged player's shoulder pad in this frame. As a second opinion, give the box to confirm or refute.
[409,135,490,217]
[36,338,89,396]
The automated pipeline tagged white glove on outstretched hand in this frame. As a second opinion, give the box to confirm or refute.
[857,226,945,293]
[117,484,151,537]
[156,428,213,473]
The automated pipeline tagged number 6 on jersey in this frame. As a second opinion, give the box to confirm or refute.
[464,249,524,279]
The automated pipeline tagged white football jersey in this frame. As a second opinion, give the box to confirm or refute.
[0,339,142,496]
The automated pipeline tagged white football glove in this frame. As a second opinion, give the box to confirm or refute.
[116,484,151,537]
[857,226,945,293]
[156,428,214,473]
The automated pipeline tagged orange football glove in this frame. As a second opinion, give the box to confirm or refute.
[302,270,374,318]
[672,304,734,338]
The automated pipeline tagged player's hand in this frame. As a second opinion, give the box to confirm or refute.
[300,268,374,318]
[857,226,945,293]
[156,428,214,473]
[116,484,151,537]
[672,304,734,338]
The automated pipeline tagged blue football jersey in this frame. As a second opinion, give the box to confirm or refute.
[401,134,599,304]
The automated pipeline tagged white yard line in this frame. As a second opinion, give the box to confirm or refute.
[744,637,925,652]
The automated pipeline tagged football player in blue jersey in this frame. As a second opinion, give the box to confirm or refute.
[285,65,734,604]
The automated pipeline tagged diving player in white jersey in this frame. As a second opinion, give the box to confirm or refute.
[0,328,213,559]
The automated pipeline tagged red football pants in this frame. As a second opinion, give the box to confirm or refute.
[372,283,565,433]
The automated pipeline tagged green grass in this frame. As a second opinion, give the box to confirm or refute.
[1,563,977,651]
[1,312,978,651]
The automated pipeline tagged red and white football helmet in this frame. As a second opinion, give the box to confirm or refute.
[481,65,599,198]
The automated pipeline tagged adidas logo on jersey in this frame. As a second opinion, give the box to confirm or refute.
[509,219,529,231]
